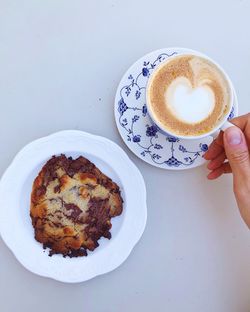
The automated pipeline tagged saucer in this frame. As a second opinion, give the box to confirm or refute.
[0,130,147,283]
[114,48,238,170]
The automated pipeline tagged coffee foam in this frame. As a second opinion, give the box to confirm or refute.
[165,76,215,123]
[147,55,231,136]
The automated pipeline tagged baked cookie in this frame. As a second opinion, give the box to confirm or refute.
[30,154,123,257]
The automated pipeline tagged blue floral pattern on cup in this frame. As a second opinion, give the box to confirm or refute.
[115,49,237,169]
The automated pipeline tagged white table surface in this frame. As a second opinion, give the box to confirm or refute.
[0,0,250,311]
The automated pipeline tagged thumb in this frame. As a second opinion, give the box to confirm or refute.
[224,126,250,184]
[224,126,250,228]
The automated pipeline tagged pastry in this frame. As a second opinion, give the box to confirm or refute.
[30,154,123,257]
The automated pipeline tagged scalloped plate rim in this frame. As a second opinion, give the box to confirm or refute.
[0,130,147,283]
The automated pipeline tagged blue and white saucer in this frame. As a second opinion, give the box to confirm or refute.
[114,48,238,170]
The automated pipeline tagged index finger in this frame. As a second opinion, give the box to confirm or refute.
[203,131,224,160]
[230,113,250,131]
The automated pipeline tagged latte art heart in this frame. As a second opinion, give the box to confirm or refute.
[165,77,215,124]
[147,54,231,136]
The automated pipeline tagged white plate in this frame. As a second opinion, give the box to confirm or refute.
[114,47,238,170]
[0,130,147,283]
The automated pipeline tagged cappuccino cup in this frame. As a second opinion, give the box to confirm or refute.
[146,49,235,139]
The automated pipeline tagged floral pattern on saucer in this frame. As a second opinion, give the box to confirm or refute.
[114,48,238,170]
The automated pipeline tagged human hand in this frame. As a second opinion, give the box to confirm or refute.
[204,113,250,228]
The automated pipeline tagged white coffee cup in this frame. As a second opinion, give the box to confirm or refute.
[146,49,236,140]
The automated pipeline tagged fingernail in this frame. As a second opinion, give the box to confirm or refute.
[203,152,208,159]
[225,127,242,146]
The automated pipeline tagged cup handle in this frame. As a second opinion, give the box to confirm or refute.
[210,121,236,139]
